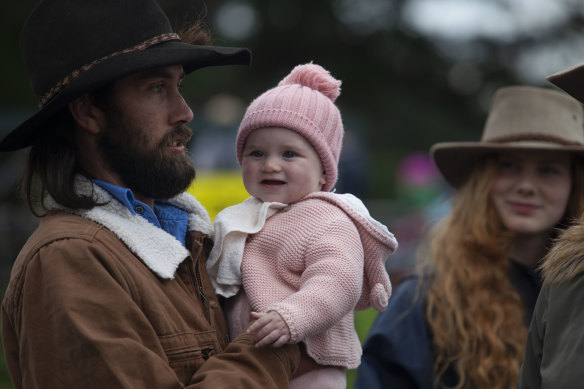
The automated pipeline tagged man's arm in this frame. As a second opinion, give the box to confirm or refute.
[189,324,299,388]
[2,230,298,389]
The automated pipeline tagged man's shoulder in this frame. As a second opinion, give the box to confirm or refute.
[16,211,111,262]
[3,212,112,311]
[36,211,106,240]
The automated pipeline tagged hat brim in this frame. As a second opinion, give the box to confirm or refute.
[431,141,584,188]
[547,63,584,104]
[0,41,251,151]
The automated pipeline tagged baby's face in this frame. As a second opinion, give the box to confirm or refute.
[241,127,326,204]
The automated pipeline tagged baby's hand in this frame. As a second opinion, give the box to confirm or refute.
[246,311,291,348]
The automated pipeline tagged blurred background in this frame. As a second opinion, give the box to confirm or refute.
[1,0,584,387]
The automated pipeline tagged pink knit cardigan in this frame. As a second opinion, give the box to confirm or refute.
[240,192,397,369]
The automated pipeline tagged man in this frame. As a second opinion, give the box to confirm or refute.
[0,1,299,388]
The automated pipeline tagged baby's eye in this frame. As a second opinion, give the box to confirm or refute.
[249,150,264,157]
[283,151,296,158]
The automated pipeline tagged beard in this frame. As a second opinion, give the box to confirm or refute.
[98,110,196,200]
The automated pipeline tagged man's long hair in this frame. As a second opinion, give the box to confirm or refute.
[22,21,211,216]
[24,109,95,216]
[417,155,584,389]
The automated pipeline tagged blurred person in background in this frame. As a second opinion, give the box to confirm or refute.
[387,152,450,286]
[354,85,584,389]
[0,0,301,388]
[518,61,584,389]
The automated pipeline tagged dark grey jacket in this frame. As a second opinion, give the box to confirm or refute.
[518,274,584,389]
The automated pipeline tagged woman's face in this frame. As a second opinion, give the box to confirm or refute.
[490,150,572,236]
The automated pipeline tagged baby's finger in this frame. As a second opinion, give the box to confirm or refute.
[253,320,276,343]
[255,329,280,348]
[246,313,268,334]
[271,334,289,348]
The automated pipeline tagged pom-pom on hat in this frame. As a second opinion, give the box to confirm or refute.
[236,63,343,192]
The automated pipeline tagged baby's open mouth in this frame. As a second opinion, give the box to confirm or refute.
[261,180,285,186]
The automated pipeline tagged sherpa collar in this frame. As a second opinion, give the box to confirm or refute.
[44,178,213,279]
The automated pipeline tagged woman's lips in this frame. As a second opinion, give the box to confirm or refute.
[508,201,539,215]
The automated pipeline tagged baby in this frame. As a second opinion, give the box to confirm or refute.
[207,63,397,389]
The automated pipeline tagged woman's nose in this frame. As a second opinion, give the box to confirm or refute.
[516,170,537,196]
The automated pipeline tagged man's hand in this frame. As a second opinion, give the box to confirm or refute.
[246,311,291,348]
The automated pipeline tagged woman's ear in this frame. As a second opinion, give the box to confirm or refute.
[68,94,105,135]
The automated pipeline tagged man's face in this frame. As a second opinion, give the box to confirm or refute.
[98,65,196,200]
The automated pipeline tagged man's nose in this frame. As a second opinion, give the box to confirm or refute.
[170,92,194,125]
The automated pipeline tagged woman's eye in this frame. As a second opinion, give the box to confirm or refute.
[283,151,296,158]
[498,160,515,170]
[540,166,560,175]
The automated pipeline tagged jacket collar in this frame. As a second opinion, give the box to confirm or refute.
[45,178,213,279]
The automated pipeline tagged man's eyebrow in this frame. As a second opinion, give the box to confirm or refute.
[136,68,185,81]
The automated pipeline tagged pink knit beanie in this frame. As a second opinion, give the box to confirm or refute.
[236,63,343,192]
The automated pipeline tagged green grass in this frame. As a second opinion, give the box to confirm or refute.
[346,308,379,389]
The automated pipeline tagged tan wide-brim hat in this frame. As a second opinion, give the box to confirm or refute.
[431,86,584,188]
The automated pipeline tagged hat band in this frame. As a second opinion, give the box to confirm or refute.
[39,33,180,108]
[488,133,583,146]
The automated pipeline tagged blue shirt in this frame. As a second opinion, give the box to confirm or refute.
[93,180,189,247]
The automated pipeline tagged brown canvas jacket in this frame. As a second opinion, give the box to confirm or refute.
[2,188,298,388]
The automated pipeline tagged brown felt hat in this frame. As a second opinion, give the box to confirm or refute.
[0,0,251,151]
[431,86,584,188]
[547,62,584,104]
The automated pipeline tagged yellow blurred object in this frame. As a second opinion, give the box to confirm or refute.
[187,170,250,220]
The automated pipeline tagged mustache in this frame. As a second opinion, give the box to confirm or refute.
[161,124,193,147]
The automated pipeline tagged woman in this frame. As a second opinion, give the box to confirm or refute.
[354,85,584,389]
[517,63,584,388]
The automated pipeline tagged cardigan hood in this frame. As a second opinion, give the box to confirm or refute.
[44,177,213,279]
[307,192,397,311]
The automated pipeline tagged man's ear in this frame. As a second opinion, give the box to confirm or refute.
[68,94,105,134]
